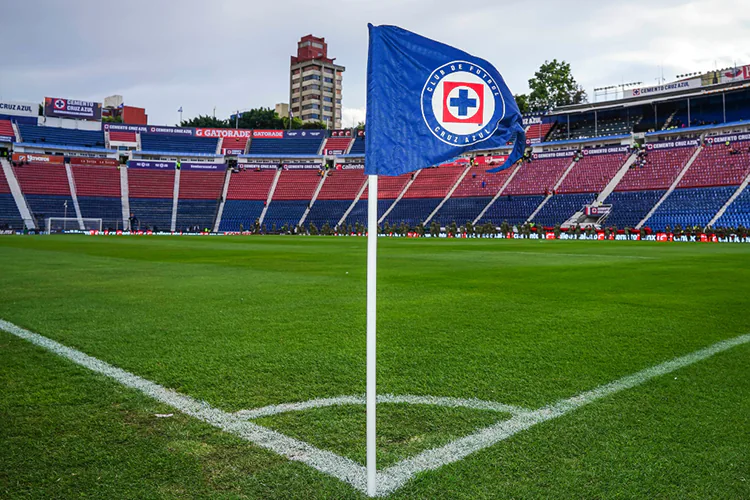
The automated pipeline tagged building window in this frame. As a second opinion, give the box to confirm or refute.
[302,104,320,111]
[323,106,333,112]
[323,67,334,74]
[304,113,320,120]
[303,84,321,91]
[303,75,321,82]
[291,98,299,104]
[312,42,324,49]
[336,99,341,104]
[324,77,334,84]
[299,41,310,48]
[323,96,332,102]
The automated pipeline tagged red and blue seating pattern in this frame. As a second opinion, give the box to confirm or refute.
[176,169,225,231]
[0,166,23,228]
[220,170,277,231]
[72,165,122,230]
[14,163,74,227]
[18,124,106,149]
[128,169,175,231]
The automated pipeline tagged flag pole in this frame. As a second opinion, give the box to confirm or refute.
[366,174,378,496]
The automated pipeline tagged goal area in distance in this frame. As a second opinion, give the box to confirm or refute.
[46,218,103,233]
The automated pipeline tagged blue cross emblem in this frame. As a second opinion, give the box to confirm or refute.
[449,88,477,116]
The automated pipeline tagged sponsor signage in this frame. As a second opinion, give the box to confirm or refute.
[325,149,346,155]
[44,97,102,121]
[70,157,120,167]
[104,123,148,133]
[0,100,36,118]
[221,149,245,155]
[195,128,252,139]
[284,130,325,139]
[337,162,365,170]
[283,162,322,170]
[583,145,630,155]
[330,129,353,137]
[721,64,750,83]
[0,135,13,143]
[243,160,280,170]
[180,162,226,171]
[127,160,176,170]
[705,133,750,144]
[646,138,700,150]
[584,205,612,216]
[146,125,194,136]
[253,129,284,139]
[533,149,576,160]
[104,123,196,136]
[623,77,701,98]
[12,152,64,164]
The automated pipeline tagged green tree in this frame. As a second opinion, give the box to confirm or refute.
[528,59,587,111]
[235,108,284,129]
[300,120,328,130]
[180,114,228,128]
[514,94,530,115]
[355,121,365,131]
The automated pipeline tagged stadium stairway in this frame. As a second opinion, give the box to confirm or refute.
[14,162,76,229]
[714,183,750,227]
[0,158,34,229]
[423,165,471,225]
[337,178,369,228]
[638,145,704,229]
[64,163,85,230]
[597,152,639,202]
[120,167,130,229]
[298,171,328,227]
[378,170,419,224]
[258,169,282,226]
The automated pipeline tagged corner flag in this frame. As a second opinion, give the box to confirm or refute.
[365,24,526,176]
[362,24,526,497]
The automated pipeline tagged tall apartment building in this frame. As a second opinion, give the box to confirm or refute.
[290,35,344,129]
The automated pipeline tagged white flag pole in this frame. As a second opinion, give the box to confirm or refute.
[366,174,378,496]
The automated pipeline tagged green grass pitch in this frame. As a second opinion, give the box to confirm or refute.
[0,235,748,498]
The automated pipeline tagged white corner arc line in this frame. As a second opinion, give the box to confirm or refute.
[234,394,529,420]
[375,333,750,496]
[1,318,748,498]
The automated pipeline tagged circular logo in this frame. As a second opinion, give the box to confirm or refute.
[421,60,505,147]
[54,99,66,110]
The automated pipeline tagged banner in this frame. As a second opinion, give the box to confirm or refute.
[0,135,13,143]
[533,149,576,160]
[195,128,252,139]
[127,160,175,170]
[522,113,546,126]
[283,162,322,170]
[145,125,194,136]
[336,162,365,170]
[242,160,279,170]
[325,149,347,155]
[12,153,64,164]
[222,149,245,155]
[583,145,630,156]
[646,139,700,150]
[284,130,325,139]
[180,163,226,171]
[253,130,284,139]
[0,100,36,118]
[705,133,750,144]
[330,129,353,137]
[44,97,102,121]
[623,78,701,98]
[70,157,120,167]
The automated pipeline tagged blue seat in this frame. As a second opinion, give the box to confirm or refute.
[433,197,492,226]
[262,200,309,230]
[533,193,595,226]
[343,199,395,227]
[479,195,545,225]
[349,137,365,154]
[18,124,106,148]
[25,194,75,226]
[381,198,441,226]
[78,196,122,230]
[129,198,173,231]
[647,186,736,230]
[219,200,265,231]
[248,138,323,155]
[176,199,219,231]
[306,200,354,228]
[605,190,666,228]
[140,134,218,154]
[716,185,750,228]
[0,193,23,228]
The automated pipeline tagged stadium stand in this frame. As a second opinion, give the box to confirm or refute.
[128,168,175,231]
[379,166,465,226]
[504,156,572,195]
[525,122,553,143]
[614,146,696,191]
[140,133,218,154]
[13,163,74,227]
[715,185,750,227]
[547,114,639,142]
[433,196,493,226]
[219,169,277,231]
[646,186,736,230]
[0,120,15,140]
[322,137,352,155]
[176,169,225,231]
[557,151,630,194]
[222,136,249,154]
[71,165,122,230]
[605,190,666,229]
[0,166,23,228]
[18,124,106,148]
[263,169,322,229]
[677,142,750,188]
[248,137,323,155]
[343,174,411,226]
[306,168,366,228]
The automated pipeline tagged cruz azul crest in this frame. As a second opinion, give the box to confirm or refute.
[421,60,506,147]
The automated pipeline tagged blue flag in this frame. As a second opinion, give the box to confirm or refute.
[365,24,526,176]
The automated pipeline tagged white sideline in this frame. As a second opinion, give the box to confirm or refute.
[1,317,747,497]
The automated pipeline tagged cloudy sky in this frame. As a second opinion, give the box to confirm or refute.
[2,0,749,127]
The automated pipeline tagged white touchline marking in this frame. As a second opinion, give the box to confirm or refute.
[1,318,748,498]
[234,394,529,420]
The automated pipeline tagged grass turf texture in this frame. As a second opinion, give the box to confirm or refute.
[0,235,748,498]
